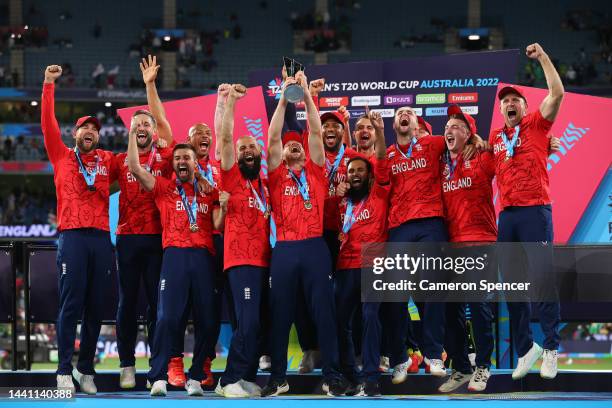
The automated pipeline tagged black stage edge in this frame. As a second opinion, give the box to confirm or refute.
[1,370,611,394]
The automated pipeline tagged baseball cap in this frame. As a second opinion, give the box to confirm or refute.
[447,104,477,134]
[497,85,526,101]
[417,116,432,135]
[282,130,304,146]
[320,111,345,127]
[74,116,101,131]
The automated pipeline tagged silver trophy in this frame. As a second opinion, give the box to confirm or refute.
[283,57,305,104]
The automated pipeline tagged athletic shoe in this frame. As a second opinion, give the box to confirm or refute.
[540,349,558,379]
[259,355,271,371]
[239,380,262,397]
[438,370,471,393]
[322,382,329,393]
[364,380,381,396]
[185,379,204,396]
[344,379,362,396]
[425,358,447,377]
[512,342,543,380]
[146,380,152,390]
[150,380,167,396]
[298,350,317,374]
[408,351,423,373]
[56,374,75,393]
[391,358,411,384]
[379,356,390,372]
[219,381,250,398]
[168,357,186,387]
[261,379,289,397]
[72,368,97,395]
[425,352,447,373]
[119,366,136,389]
[326,377,348,397]
[201,357,214,386]
[468,353,477,368]
[468,366,490,392]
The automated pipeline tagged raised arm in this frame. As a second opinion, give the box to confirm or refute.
[338,105,352,148]
[298,72,324,166]
[214,83,231,160]
[220,84,247,171]
[127,124,156,191]
[41,65,68,163]
[140,55,173,145]
[268,79,294,171]
[526,43,564,122]
[368,107,387,160]
[213,191,229,231]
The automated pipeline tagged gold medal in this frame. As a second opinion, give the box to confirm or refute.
[338,232,345,241]
[190,223,199,233]
[329,185,336,196]
[264,210,270,220]
[304,200,313,210]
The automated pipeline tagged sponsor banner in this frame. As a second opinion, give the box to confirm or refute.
[351,95,381,107]
[460,105,479,115]
[448,92,479,103]
[425,107,448,116]
[384,94,413,106]
[371,108,395,118]
[491,83,612,244]
[0,87,209,102]
[249,50,518,143]
[0,161,53,174]
[319,96,349,108]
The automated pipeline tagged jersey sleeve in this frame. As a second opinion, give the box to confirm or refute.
[374,156,390,186]
[109,153,121,183]
[152,175,170,199]
[480,151,496,180]
[41,83,69,164]
[528,110,554,134]
[220,163,242,193]
[431,135,447,155]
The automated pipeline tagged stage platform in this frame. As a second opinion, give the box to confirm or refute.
[2,369,612,395]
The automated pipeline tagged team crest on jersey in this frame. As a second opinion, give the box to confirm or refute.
[415,144,423,151]
[156,153,162,161]
[343,157,350,166]
[388,151,396,159]
[442,164,450,178]
[464,160,471,168]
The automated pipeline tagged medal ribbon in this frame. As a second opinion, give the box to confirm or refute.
[395,137,417,159]
[445,150,459,180]
[247,178,269,217]
[74,147,99,189]
[197,162,215,186]
[341,196,368,236]
[144,144,157,172]
[176,178,198,228]
[501,125,520,158]
[289,168,311,205]
[326,144,345,191]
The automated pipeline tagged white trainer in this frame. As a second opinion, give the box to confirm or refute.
[512,342,543,380]
[222,381,250,398]
[150,380,167,396]
[259,355,271,371]
[119,366,136,389]
[185,379,204,396]
[239,380,262,397]
[540,349,558,379]
[391,358,411,384]
[379,356,390,372]
[438,370,471,393]
[468,366,491,392]
[56,374,75,393]
[426,358,447,377]
[72,368,97,395]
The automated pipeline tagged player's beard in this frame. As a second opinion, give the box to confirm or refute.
[136,131,153,149]
[238,155,262,180]
[76,137,98,153]
[348,176,370,202]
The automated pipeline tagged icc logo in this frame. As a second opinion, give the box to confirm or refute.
[267,78,283,99]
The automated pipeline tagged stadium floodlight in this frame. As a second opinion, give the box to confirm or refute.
[30,101,38,106]
[468,34,480,41]
[104,102,112,107]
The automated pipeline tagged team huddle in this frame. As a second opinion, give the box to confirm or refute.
[42,42,564,398]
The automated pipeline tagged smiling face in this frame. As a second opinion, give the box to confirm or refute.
[500,93,528,128]
[236,136,262,180]
[353,117,375,150]
[131,113,156,149]
[347,158,371,201]
[444,118,471,154]
[173,147,196,183]
[74,122,100,153]
[282,140,306,164]
[188,123,213,159]
[322,118,343,152]
[393,106,418,138]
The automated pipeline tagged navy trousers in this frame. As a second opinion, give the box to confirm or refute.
[147,247,216,383]
[498,205,560,357]
[268,237,341,382]
[56,229,113,375]
[115,234,163,368]
[221,266,266,385]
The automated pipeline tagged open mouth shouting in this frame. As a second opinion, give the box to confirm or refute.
[349,175,363,189]
[325,131,338,145]
[198,139,210,154]
[177,163,189,179]
[243,151,255,164]
[506,108,518,121]
[445,133,456,149]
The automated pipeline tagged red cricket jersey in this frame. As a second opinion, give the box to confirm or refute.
[268,159,327,241]
[220,164,271,270]
[336,158,390,270]
[490,110,554,208]
[441,151,497,243]
[152,176,218,251]
[113,146,174,235]
[387,135,446,229]
[41,83,117,232]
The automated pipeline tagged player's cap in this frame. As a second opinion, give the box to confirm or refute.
[497,85,526,101]
[447,104,477,134]
[417,116,432,135]
[282,130,304,146]
[75,116,101,131]
[320,111,345,126]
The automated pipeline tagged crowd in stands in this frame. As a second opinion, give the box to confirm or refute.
[572,323,612,341]
[0,185,56,226]
[291,9,351,52]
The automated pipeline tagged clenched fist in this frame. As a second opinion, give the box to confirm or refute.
[526,43,546,60]
[44,65,62,83]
